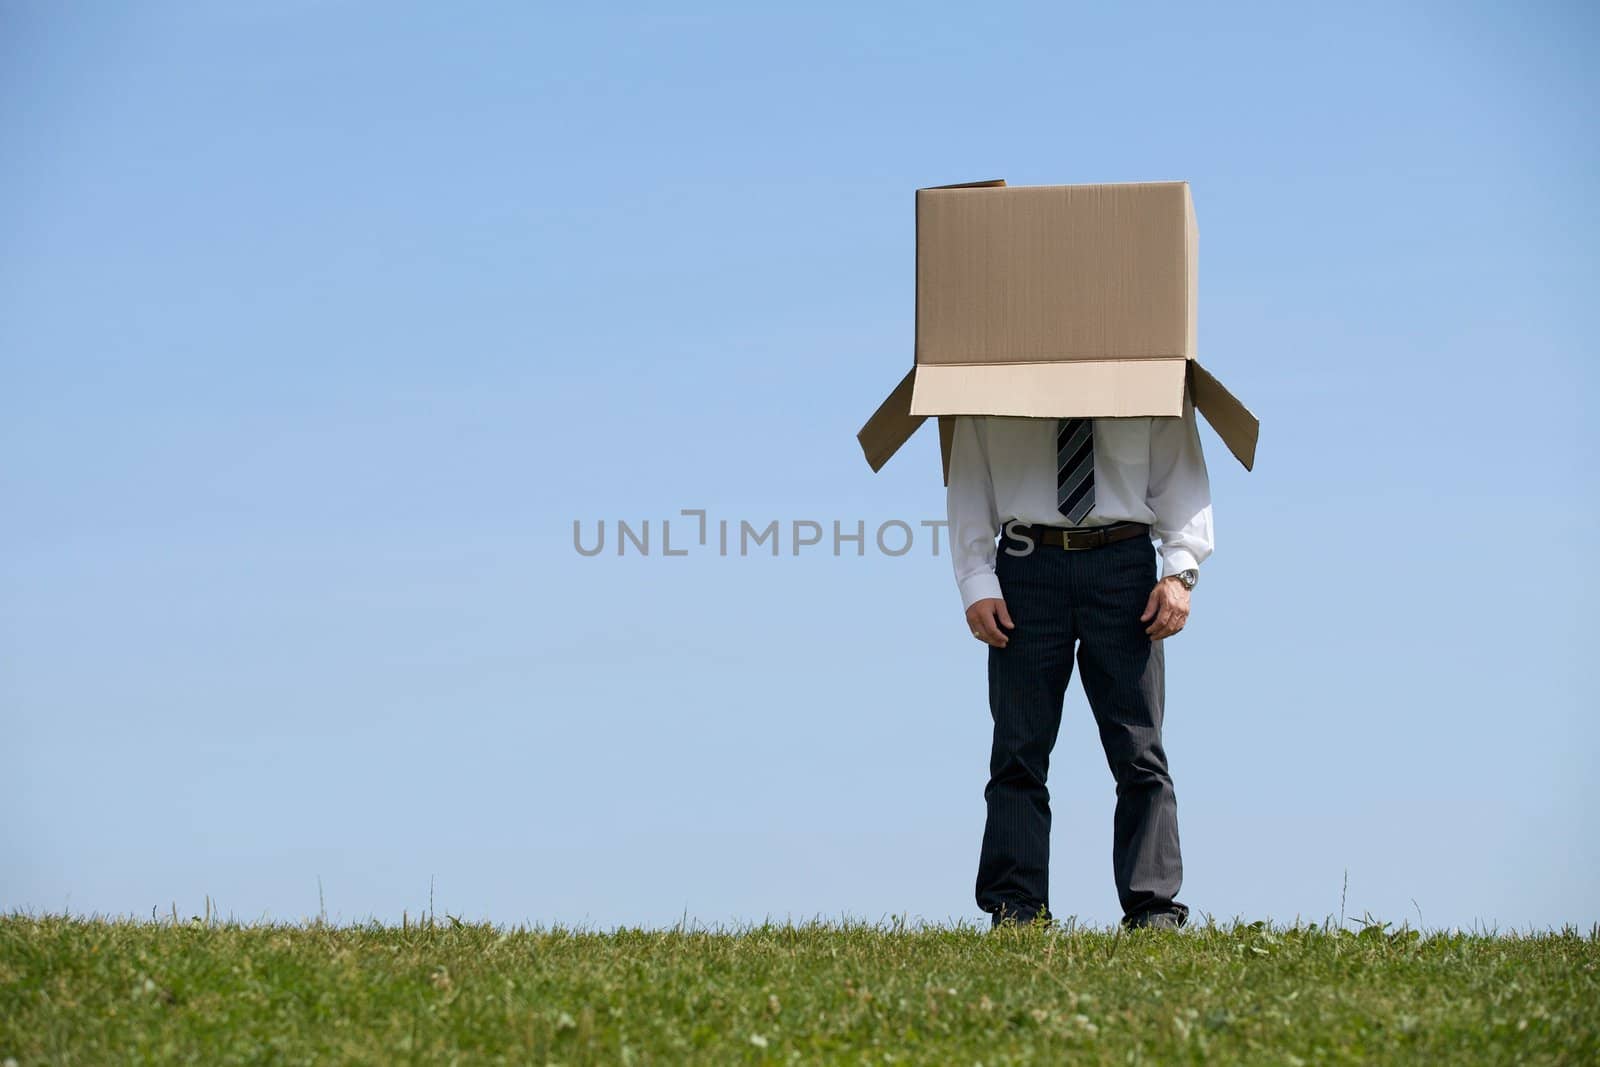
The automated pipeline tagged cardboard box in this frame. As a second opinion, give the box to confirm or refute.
[857,179,1259,482]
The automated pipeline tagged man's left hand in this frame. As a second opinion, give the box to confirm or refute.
[1141,577,1191,640]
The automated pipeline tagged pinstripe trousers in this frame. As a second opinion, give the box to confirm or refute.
[975,529,1188,925]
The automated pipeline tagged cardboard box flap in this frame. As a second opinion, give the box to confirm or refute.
[936,415,955,486]
[856,368,926,473]
[923,178,1007,191]
[909,359,1187,419]
[854,378,959,485]
[1188,361,1258,471]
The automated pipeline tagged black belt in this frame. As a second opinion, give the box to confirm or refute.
[1002,521,1150,551]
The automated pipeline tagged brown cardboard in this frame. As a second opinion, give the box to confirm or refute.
[912,359,1188,419]
[916,182,1193,366]
[858,368,924,473]
[1187,361,1257,470]
[858,179,1259,481]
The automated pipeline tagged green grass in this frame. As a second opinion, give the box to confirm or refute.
[2,914,1595,1064]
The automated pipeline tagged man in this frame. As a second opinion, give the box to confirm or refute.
[947,392,1213,931]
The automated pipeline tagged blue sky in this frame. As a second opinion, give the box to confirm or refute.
[3,1,1595,931]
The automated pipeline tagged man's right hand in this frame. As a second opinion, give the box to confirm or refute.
[965,598,1014,648]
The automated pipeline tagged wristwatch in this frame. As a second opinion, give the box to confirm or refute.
[1170,569,1199,591]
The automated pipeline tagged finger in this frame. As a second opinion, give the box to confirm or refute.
[1140,588,1160,623]
[996,601,1015,630]
[965,609,984,636]
[981,611,1009,648]
[1148,605,1175,637]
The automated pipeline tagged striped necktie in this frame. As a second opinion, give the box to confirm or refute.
[1056,417,1095,525]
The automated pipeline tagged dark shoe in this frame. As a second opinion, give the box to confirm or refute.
[1123,908,1187,931]
[990,905,1051,930]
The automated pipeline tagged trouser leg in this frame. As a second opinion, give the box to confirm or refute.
[1072,537,1187,923]
[975,547,1075,920]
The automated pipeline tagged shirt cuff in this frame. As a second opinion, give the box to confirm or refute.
[1160,548,1201,579]
[958,571,1004,611]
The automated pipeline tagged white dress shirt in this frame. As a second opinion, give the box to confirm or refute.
[946,394,1214,610]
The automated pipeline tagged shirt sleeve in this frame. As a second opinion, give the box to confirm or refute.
[946,416,1004,610]
[1147,392,1215,578]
